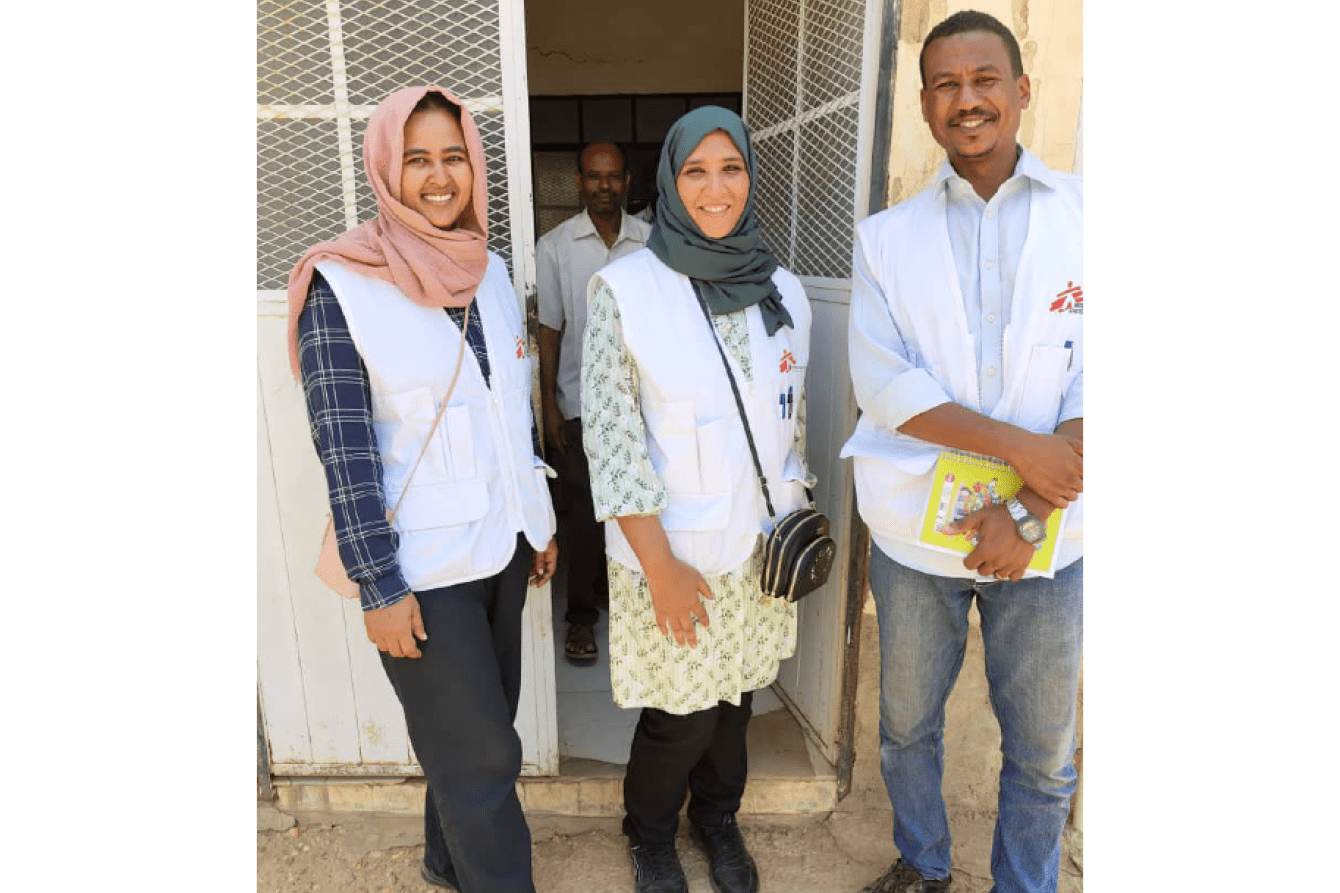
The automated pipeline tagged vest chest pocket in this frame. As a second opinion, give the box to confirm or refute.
[374,388,450,483]
[441,404,478,479]
[1012,345,1071,433]
[651,403,733,533]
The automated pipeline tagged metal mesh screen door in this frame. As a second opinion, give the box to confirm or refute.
[744,0,867,282]
[257,0,533,292]
[743,0,884,767]
[256,0,557,777]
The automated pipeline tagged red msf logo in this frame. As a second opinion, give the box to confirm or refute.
[779,349,797,373]
[1050,282,1083,314]
[515,335,527,359]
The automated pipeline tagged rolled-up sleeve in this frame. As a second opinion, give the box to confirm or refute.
[848,229,952,429]
[580,276,667,521]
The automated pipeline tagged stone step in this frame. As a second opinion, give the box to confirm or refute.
[272,709,837,822]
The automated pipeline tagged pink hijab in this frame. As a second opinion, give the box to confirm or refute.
[285,85,491,378]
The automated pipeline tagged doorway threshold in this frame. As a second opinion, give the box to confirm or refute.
[522,703,837,819]
[269,705,836,824]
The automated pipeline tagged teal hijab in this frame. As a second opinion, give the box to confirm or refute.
[647,106,793,335]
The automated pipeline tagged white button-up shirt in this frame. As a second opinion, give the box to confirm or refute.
[536,209,652,419]
[848,146,1082,429]
[941,147,1037,413]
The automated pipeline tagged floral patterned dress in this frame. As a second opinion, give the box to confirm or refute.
[580,277,804,715]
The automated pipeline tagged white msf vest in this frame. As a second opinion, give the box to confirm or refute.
[596,249,813,576]
[841,175,1084,576]
[317,255,556,591]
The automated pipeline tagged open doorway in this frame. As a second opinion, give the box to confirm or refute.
[519,0,793,766]
[522,0,804,771]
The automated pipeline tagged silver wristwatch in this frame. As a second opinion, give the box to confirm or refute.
[1004,497,1046,545]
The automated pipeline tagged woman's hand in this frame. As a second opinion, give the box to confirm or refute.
[615,514,714,648]
[531,537,558,586]
[364,593,428,659]
[645,556,714,648]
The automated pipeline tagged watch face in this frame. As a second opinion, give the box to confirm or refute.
[1019,517,1046,543]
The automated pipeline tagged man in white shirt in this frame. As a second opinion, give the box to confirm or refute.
[537,141,652,662]
[844,12,1083,893]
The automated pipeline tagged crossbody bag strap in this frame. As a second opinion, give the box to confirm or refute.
[690,281,777,521]
[387,302,472,520]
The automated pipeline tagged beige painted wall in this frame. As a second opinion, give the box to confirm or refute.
[886,0,1083,204]
[524,0,745,95]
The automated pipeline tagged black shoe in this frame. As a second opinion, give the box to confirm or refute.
[860,859,951,893]
[629,841,689,893]
[691,815,759,893]
[420,861,460,890]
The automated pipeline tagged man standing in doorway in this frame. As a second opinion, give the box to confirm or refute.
[538,141,652,662]
[844,11,1083,893]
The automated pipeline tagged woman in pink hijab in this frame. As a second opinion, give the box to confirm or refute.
[289,86,557,893]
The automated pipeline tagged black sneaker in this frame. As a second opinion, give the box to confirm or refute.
[690,815,759,893]
[628,841,689,893]
[860,858,951,893]
[419,861,460,890]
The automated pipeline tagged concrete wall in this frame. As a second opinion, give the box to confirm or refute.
[524,0,744,94]
[886,0,1083,203]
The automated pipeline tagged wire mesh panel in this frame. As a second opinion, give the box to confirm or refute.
[258,0,333,105]
[258,119,348,289]
[746,0,865,279]
[257,0,515,290]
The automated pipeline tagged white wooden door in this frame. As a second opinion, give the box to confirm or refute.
[256,0,556,777]
[742,0,887,763]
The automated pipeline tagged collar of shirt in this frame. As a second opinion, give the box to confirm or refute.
[572,208,643,249]
[932,144,1058,199]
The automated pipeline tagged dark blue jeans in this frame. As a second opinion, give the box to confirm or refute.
[378,534,535,893]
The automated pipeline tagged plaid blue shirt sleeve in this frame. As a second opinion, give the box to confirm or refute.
[297,271,412,612]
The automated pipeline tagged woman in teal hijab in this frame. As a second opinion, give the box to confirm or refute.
[580,106,816,893]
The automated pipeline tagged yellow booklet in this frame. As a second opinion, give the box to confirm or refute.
[919,451,1067,577]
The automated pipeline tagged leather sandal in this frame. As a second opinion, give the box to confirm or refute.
[565,622,597,661]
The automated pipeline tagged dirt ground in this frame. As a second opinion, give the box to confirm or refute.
[257,804,1082,892]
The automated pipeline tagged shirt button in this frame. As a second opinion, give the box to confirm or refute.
[986,367,997,377]
[986,208,996,219]
[987,313,996,323]
[985,259,996,270]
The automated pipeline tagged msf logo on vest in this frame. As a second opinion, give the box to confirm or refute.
[1050,282,1083,314]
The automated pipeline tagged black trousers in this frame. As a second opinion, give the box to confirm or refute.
[378,535,535,893]
[622,691,754,845]
[553,416,607,625]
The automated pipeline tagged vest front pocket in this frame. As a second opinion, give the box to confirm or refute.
[441,404,478,479]
[652,405,733,532]
[1013,344,1071,433]
[373,387,450,483]
[388,477,490,531]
